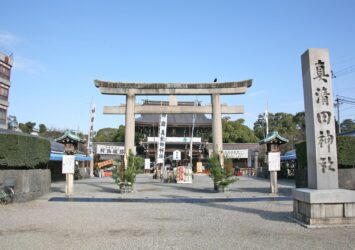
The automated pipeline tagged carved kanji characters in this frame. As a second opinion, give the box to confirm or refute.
[313,60,330,83]
[319,156,335,173]
[317,111,332,125]
[315,86,330,106]
[318,130,334,152]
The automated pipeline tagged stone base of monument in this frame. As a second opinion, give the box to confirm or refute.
[293,188,355,227]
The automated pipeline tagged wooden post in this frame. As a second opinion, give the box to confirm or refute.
[270,170,278,194]
[66,173,74,195]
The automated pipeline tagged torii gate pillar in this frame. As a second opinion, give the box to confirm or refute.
[124,93,136,165]
[212,94,224,166]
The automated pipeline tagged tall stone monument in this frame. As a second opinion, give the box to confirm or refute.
[293,48,355,226]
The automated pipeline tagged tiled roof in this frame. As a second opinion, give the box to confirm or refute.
[259,131,289,145]
[55,131,84,143]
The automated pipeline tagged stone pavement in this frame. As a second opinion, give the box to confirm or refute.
[1,174,354,250]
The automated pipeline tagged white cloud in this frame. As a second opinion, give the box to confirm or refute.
[0,31,18,47]
[13,56,45,74]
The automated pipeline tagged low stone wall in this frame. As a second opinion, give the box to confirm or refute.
[0,169,51,202]
[295,168,355,190]
[339,168,355,190]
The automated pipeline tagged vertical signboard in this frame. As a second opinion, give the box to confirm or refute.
[156,114,168,164]
[62,155,75,174]
[302,49,338,189]
[87,103,96,154]
[268,152,280,171]
[173,150,181,161]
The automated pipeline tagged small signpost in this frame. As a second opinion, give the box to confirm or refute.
[62,155,75,194]
[144,158,151,172]
[173,150,181,161]
[259,131,288,194]
[268,152,280,171]
[56,131,84,196]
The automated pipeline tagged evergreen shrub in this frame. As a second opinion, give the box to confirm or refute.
[337,136,355,167]
[295,136,355,168]
[0,133,50,168]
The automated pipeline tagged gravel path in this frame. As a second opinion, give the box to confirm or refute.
[0,174,354,250]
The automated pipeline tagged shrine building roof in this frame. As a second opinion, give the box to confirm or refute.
[259,131,289,145]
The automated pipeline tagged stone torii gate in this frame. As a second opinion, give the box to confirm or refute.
[94,80,252,166]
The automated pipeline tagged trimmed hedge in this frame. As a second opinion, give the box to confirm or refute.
[295,136,355,168]
[295,141,307,168]
[337,136,355,167]
[0,133,50,168]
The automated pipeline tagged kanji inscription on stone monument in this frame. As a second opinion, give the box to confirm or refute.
[301,48,338,189]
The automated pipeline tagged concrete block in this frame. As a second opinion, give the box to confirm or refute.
[344,203,355,217]
[293,188,355,203]
[0,169,51,202]
[324,204,343,218]
[310,204,325,218]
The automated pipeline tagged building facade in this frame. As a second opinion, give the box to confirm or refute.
[136,100,212,168]
[0,52,13,129]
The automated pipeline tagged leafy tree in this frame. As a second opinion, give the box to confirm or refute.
[253,114,267,140]
[253,112,305,152]
[40,128,65,140]
[340,119,355,133]
[19,121,36,134]
[222,118,258,143]
[293,112,305,129]
[39,124,47,134]
[94,128,118,142]
[114,125,125,142]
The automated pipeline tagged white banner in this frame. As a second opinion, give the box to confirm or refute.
[156,114,168,164]
[96,145,124,155]
[147,137,201,143]
[223,149,248,159]
[268,152,281,171]
[62,155,75,174]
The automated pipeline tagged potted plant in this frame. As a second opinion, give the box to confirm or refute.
[208,154,236,192]
[112,150,140,193]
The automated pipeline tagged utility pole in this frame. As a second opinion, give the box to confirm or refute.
[336,96,341,134]
[333,95,355,134]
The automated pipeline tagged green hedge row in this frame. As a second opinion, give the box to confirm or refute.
[337,136,355,166]
[295,136,355,168]
[0,133,51,169]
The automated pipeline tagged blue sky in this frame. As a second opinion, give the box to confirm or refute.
[1,0,355,133]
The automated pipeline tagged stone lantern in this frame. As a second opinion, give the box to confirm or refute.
[259,131,288,194]
[56,131,84,195]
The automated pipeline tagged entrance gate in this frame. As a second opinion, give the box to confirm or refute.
[94,80,252,167]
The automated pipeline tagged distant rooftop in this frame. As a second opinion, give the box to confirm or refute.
[259,131,289,145]
[136,99,212,126]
